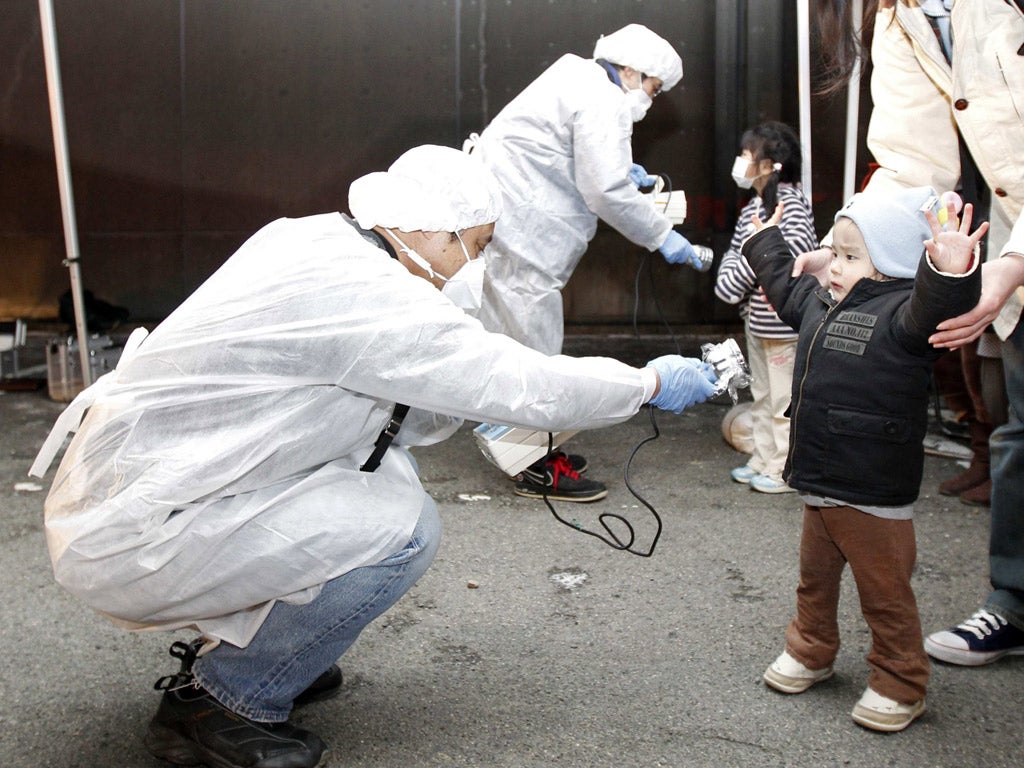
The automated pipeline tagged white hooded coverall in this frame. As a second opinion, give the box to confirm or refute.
[472,54,673,355]
[33,213,651,647]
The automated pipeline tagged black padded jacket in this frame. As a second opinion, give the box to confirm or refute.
[741,226,982,507]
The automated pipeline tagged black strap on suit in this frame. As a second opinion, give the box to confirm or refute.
[360,403,411,473]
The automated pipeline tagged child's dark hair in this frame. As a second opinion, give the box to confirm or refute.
[740,121,803,216]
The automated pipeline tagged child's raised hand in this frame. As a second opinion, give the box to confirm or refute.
[750,199,785,232]
[924,199,989,274]
[791,247,834,286]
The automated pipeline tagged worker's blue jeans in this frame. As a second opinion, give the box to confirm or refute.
[985,320,1024,631]
[193,493,441,722]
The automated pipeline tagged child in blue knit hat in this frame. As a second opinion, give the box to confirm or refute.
[740,187,987,733]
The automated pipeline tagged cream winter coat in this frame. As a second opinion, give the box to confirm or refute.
[864,0,1024,337]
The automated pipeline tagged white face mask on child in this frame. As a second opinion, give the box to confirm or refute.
[731,155,783,190]
[731,156,756,189]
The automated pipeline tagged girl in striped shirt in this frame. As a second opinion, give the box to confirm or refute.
[715,121,819,493]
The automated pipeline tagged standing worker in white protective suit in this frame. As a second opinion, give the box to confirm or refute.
[29,145,718,768]
[465,23,713,502]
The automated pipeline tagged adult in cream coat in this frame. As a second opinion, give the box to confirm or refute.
[812,0,1024,670]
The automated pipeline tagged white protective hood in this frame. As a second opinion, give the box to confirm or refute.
[35,213,649,646]
[592,23,683,91]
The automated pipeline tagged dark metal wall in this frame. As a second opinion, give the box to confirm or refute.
[0,0,869,326]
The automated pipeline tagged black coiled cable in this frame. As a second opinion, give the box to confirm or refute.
[543,171,684,557]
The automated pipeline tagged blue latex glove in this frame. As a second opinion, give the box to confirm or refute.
[659,230,714,272]
[628,163,657,189]
[646,355,719,414]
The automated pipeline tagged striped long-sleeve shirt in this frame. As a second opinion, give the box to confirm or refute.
[714,184,818,339]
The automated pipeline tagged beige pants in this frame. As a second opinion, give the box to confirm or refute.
[745,327,797,479]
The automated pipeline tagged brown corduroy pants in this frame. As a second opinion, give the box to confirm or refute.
[783,504,930,703]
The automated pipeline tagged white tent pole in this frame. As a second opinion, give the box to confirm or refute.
[797,0,813,206]
[38,0,92,386]
[843,0,864,203]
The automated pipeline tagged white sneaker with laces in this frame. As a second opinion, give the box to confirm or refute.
[763,650,833,694]
[851,687,925,732]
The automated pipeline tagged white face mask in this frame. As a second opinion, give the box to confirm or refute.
[387,228,486,314]
[623,87,652,122]
[440,231,486,313]
[731,155,755,189]
[442,252,486,314]
[731,155,782,190]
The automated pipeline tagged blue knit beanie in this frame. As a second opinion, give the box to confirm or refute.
[834,186,940,279]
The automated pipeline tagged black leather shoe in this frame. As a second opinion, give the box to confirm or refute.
[293,664,342,707]
[145,676,326,768]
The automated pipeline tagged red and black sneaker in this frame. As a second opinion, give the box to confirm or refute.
[516,451,588,477]
[514,453,607,502]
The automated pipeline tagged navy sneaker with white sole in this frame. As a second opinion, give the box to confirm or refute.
[925,608,1024,666]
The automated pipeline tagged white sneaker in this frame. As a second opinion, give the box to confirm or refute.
[763,650,834,694]
[851,687,925,732]
[749,474,796,494]
[730,464,758,484]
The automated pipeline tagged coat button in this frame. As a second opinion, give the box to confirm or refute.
[884,421,898,435]
[954,98,968,110]
[995,188,1008,197]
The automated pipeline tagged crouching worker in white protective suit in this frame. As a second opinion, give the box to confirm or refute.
[29,145,718,768]
[464,23,713,502]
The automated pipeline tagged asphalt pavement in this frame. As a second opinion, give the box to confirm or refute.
[1,333,1021,768]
